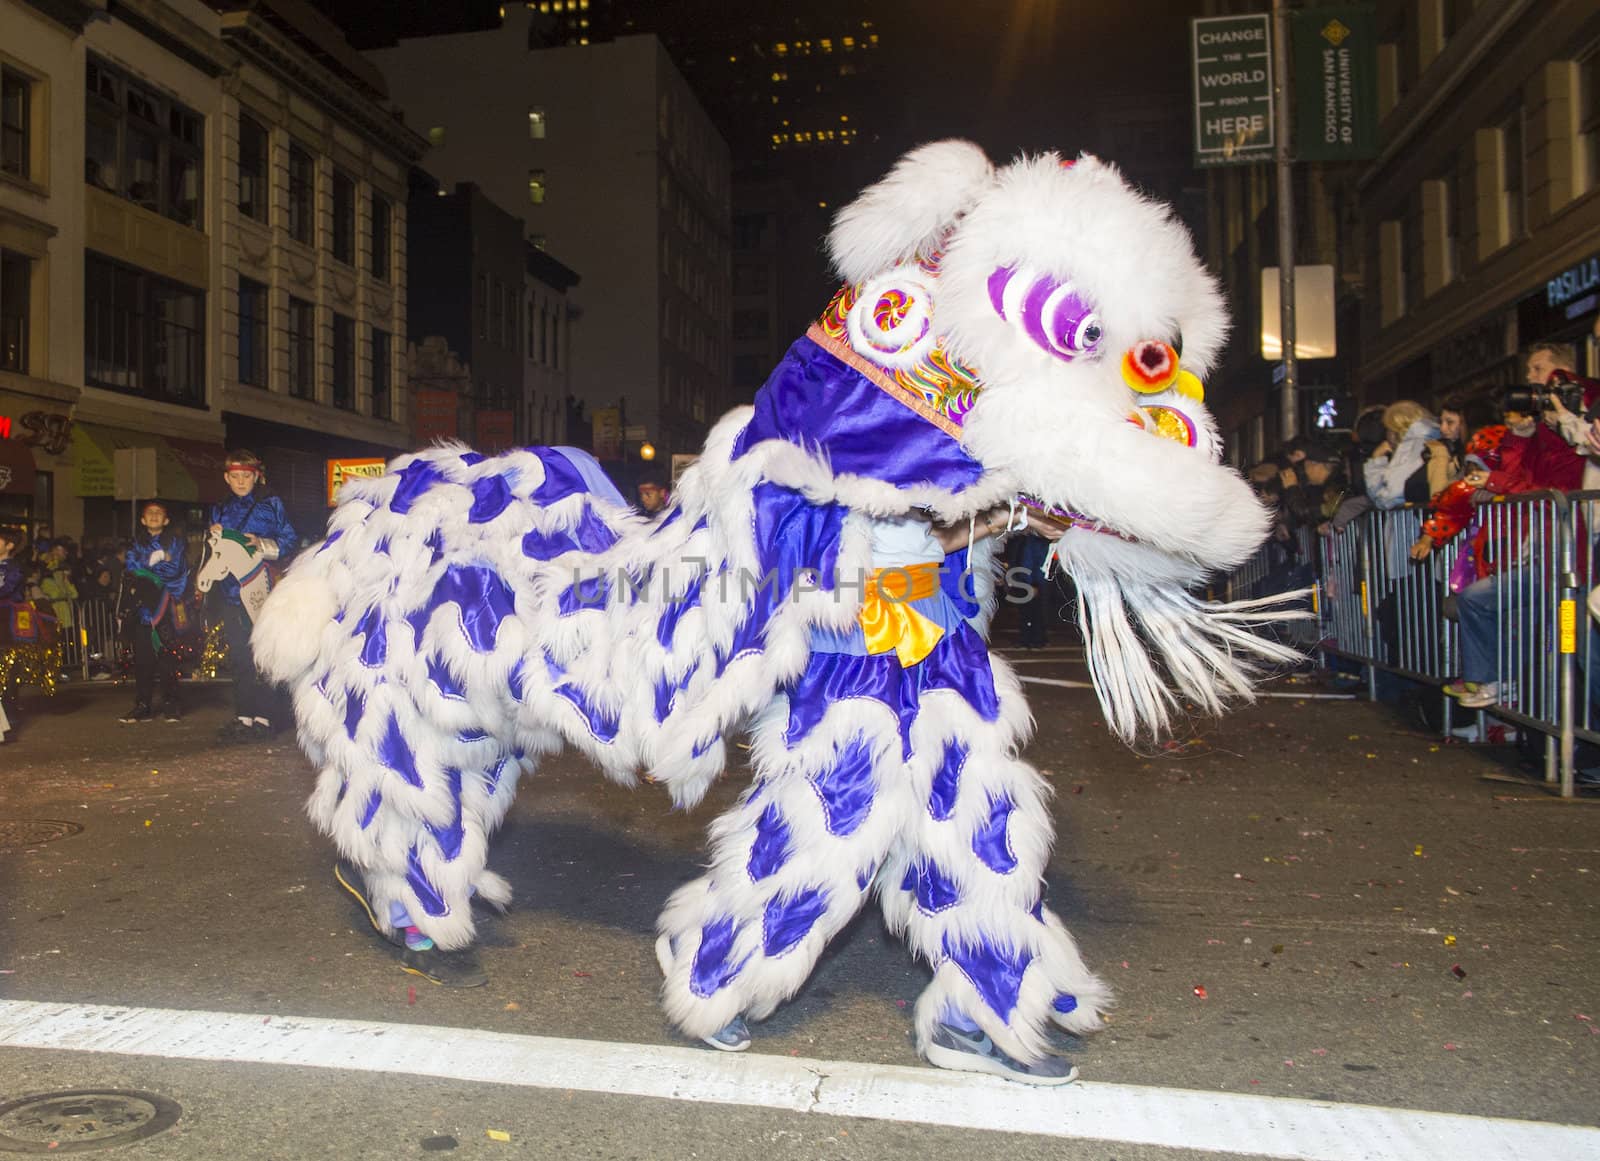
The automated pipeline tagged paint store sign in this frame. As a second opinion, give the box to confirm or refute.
[1546,256,1600,309]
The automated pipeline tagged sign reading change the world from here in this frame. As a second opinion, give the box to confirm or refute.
[1191,13,1275,167]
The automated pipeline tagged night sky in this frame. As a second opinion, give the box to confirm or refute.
[321,0,1205,175]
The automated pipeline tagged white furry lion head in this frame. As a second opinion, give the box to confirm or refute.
[826,140,1270,577]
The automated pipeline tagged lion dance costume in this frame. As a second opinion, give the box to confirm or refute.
[255,143,1299,1077]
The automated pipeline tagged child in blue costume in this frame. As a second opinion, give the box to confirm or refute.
[118,500,191,724]
[210,451,297,742]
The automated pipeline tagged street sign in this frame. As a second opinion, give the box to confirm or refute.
[326,458,387,506]
[112,447,157,501]
[1191,13,1275,167]
[1291,4,1378,162]
[592,407,622,461]
[624,424,648,440]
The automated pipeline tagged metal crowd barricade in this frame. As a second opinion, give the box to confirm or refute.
[1248,491,1587,797]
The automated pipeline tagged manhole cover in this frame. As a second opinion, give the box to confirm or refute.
[0,821,84,849]
[0,1090,180,1154]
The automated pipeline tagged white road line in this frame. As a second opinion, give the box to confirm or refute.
[1,1001,1594,1161]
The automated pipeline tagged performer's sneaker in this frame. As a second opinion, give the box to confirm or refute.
[119,703,153,724]
[157,702,182,723]
[400,943,489,988]
[332,862,489,988]
[700,1016,751,1052]
[925,1023,1079,1086]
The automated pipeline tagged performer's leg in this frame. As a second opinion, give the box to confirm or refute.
[656,688,908,1044]
[128,621,155,711]
[220,602,262,723]
[882,659,1110,1075]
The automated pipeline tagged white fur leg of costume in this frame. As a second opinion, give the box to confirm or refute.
[657,632,1108,1064]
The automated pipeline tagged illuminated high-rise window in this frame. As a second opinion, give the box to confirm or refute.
[528,107,546,139]
[528,169,547,205]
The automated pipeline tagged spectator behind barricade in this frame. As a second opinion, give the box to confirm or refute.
[1363,401,1452,510]
[1280,444,1346,532]
[37,541,78,641]
[1322,406,1389,536]
[1410,424,1509,568]
[1525,342,1600,497]
[1441,395,1584,710]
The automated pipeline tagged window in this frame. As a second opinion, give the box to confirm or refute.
[331,170,355,265]
[370,326,391,420]
[528,169,546,205]
[490,276,503,345]
[427,126,445,146]
[288,144,314,245]
[331,313,354,410]
[287,296,314,399]
[2,66,31,181]
[0,248,29,373]
[528,106,546,139]
[370,193,391,280]
[1500,109,1524,244]
[1581,47,1600,197]
[238,115,268,222]
[1440,164,1462,285]
[1402,190,1424,309]
[84,252,205,406]
[475,273,487,339]
[84,57,204,228]
[237,277,267,387]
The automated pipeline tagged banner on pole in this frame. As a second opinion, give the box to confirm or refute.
[1291,4,1379,162]
[1191,13,1275,168]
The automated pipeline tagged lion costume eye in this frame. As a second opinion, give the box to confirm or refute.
[986,265,1103,362]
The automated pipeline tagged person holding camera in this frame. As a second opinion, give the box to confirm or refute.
[1441,375,1584,709]
[1524,342,1600,494]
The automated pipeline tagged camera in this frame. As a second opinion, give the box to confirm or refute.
[1502,369,1585,417]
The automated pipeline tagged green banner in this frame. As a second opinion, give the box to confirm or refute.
[1191,13,1276,168]
[1292,4,1379,161]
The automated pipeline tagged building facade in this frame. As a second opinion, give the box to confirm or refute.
[1359,0,1600,411]
[0,0,424,543]
[406,175,578,452]
[367,15,731,468]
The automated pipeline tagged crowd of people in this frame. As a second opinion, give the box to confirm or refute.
[1247,341,1598,742]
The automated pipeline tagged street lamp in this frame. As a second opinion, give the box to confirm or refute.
[639,442,657,462]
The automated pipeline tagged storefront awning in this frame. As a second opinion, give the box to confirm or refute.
[0,437,36,496]
[71,423,227,505]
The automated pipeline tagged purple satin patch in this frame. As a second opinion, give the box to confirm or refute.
[406,847,449,917]
[747,803,791,881]
[572,504,620,552]
[785,650,917,757]
[356,605,386,668]
[358,787,382,829]
[1052,993,1079,1015]
[343,687,364,740]
[458,729,489,742]
[507,658,525,702]
[913,859,960,913]
[317,530,344,555]
[528,447,589,504]
[554,680,619,744]
[690,915,749,998]
[426,565,516,653]
[427,654,466,700]
[856,860,877,891]
[809,737,876,836]
[460,452,484,466]
[425,530,444,565]
[733,336,986,494]
[972,794,1018,873]
[425,767,465,860]
[485,756,511,793]
[942,936,1031,1022]
[917,624,1000,721]
[929,740,967,821]
[655,574,704,647]
[762,886,828,957]
[389,460,442,514]
[468,474,513,523]
[522,527,577,560]
[558,572,609,616]
[379,711,423,787]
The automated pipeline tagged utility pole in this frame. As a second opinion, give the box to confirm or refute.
[1273,0,1298,443]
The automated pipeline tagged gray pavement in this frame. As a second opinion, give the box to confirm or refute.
[1,651,1598,1158]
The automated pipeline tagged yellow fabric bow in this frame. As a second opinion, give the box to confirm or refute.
[857,562,945,667]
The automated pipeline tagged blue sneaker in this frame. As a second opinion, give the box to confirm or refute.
[925,1023,1079,1085]
[701,1015,751,1052]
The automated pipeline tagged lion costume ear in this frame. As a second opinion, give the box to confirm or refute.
[827,139,994,286]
